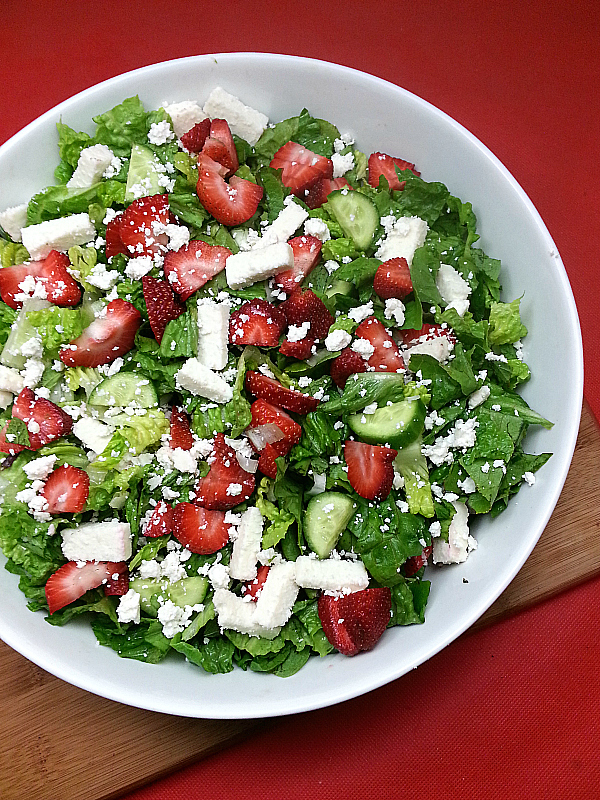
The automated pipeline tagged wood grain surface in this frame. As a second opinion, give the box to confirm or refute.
[0,402,598,800]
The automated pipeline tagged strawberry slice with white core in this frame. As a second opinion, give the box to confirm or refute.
[193,433,256,510]
[0,387,73,454]
[119,194,170,258]
[59,298,141,367]
[318,587,392,656]
[196,153,263,226]
[201,119,239,176]
[367,152,420,191]
[354,316,405,373]
[164,239,231,301]
[172,503,230,554]
[344,440,398,501]
[269,141,333,197]
[45,560,128,614]
[273,235,322,295]
[401,322,457,364]
[142,275,186,343]
[0,250,81,310]
[245,371,319,415]
[229,298,287,347]
[40,465,89,513]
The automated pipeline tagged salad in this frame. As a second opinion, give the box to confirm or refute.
[0,87,552,678]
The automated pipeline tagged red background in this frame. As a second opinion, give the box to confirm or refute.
[1,1,599,798]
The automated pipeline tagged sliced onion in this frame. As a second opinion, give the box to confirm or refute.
[246,423,285,451]
[235,451,259,474]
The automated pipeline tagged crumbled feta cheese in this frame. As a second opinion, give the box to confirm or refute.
[348,301,373,323]
[294,556,369,594]
[384,298,405,327]
[117,589,141,624]
[303,217,331,242]
[436,263,471,317]
[433,501,475,564]
[374,216,428,264]
[148,120,175,145]
[351,337,375,361]
[468,385,491,409]
[229,506,264,581]
[0,203,28,241]
[287,321,311,342]
[175,358,234,404]
[324,328,352,351]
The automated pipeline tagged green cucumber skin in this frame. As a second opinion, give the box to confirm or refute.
[347,398,427,450]
[326,190,379,250]
[304,491,356,558]
[130,575,209,617]
[88,371,158,408]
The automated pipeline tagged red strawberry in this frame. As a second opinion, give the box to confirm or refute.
[373,257,413,300]
[194,433,255,510]
[142,275,186,343]
[172,502,230,554]
[367,152,420,191]
[0,387,73,453]
[330,347,368,389]
[196,153,263,226]
[143,500,174,538]
[0,250,81,310]
[245,371,319,414]
[354,316,405,373]
[241,565,270,600]
[318,587,392,656]
[250,398,302,446]
[164,239,231,301]
[119,194,170,258]
[305,177,351,210]
[170,407,194,450]
[201,119,239,176]
[229,298,287,347]
[59,298,141,367]
[105,214,127,259]
[401,322,457,347]
[279,335,315,360]
[403,545,434,577]
[40,465,89,513]
[280,288,334,340]
[103,571,130,596]
[45,560,128,614]
[273,235,322,295]
[180,118,211,153]
[270,141,333,197]
[344,440,397,501]
[256,441,287,479]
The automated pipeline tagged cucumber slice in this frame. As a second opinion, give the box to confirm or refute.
[0,298,50,370]
[325,279,353,298]
[347,397,426,449]
[326,190,379,250]
[88,371,158,408]
[130,575,209,617]
[304,491,356,558]
[125,144,162,203]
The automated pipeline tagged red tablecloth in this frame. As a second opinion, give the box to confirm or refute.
[2,1,599,798]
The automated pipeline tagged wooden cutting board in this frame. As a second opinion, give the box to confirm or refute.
[1,402,599,800]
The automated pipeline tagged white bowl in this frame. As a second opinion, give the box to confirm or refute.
[0,53,583,719]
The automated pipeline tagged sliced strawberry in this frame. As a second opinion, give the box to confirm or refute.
[354,316,405,373]
[280,288,334,340]
[103,571,130,596]
[305,177,351,209]
[0,387,73,453]
[59,298,141,367]
[318,587,392,656]
[40,465,89,513]
[401,322,457,347]
[45,560,128,614]
[270,141,333,197]
[141,275,186,343]
[344,440,397,501]
[180,118,211,153]
[196,153,263,226]
[229,299,287,347]
[273,235,322,295]
[193,433,255,510]
[367,152,420,191]
[201,119,239,176]
[241,565,270,600]
[172,502,230,554]
[164,238,231,301]
[0,250,81,310]
[250,398,302,446]
[143,500,174,538]
[245,371,319,414]
[119,193,170,258]
[330,347,368,389]
[373,257,413,300]
[256,441,287,479]
[279,335,315,360]
[170,407,194,450]
[105,214,127,259]
[403,544,434,578]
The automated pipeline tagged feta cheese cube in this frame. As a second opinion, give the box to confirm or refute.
[0,390,12,410]
[20,213,96,260]
[294,556,369,593]
[0,364,25,395]
[117,588,141,624]
[374,216,428,265]
[225,242,294,289]
[162,100,207,139]
[61,520,132,562]
[229,506,264,581]
[203,87,269,146]
[72,418,116,455]
[253,561,299,629]
[196,298,230,371]
[213,587,281,638]
[175,358,233,403]
[66,144,116,189]
[0,203,28,242]
[256,200,309,248]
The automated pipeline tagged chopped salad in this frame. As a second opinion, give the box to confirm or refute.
[0,87,552,677]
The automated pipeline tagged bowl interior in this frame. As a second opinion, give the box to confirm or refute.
[0,53,583,718]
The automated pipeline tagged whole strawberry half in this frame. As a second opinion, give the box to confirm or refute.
[196,153,263,226]
[367,152,420,191]
[0,250,81,309]
[143,500,174,538]
[41,465,89,514]
[344,440,397,502]
[0,387,73,454]
[45,560,128,614]
[330,347,368,389]
[245,371,319,415]
[229,298,287,347]
[193,432,255,510]
[171,502,230,554]
[318,587,392,656]
[270,141,333,196]
[280,288,334,340]
[59,298,141,367]
[273,235,322,295]
[119,193,170,258]
[164,238,231,301]
[305,177,351,210]
[142,275,186,343]
[354,316,405,373]
[373,257,413,300]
